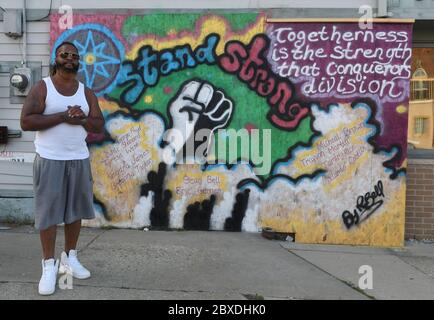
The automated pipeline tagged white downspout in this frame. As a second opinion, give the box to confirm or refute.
[22,0,27,67]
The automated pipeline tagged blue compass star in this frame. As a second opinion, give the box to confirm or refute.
[73,30,121,89]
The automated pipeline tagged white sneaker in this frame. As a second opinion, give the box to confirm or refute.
[59,249,91,279]
[38,258,59,295]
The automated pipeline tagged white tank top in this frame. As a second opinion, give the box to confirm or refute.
[34,77,89,160]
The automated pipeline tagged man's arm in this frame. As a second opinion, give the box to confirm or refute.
[83,87,105,133]
[20,80,69,131]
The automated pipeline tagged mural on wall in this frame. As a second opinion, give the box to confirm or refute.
[50,13,412,246]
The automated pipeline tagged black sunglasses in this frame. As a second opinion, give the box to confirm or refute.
[58,51,80,60]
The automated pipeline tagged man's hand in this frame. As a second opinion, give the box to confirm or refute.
[67,105,86,119]
[63,106,87,125]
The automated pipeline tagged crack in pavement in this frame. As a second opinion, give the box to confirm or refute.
[278,243,375,300]
[392,254,434,280]
[79,229,107,253]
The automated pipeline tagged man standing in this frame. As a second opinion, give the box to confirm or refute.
[20,41,104,295]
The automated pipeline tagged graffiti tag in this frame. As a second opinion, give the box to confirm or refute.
[342,180,385,229]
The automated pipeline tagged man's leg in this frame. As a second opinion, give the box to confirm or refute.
[40,225,57,259]
[65,220,81,253]
[39,225,59,295]
[62,219,91,279]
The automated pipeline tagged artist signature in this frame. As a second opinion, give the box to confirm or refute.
[342,180,385,229]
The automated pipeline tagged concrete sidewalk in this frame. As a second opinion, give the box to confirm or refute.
[0,223,433,300]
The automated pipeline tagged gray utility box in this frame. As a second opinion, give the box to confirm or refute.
[10,67,32,96]
[0,61,42,103]
[3,10,23,39]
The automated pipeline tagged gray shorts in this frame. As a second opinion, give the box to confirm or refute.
[33,154,95,230]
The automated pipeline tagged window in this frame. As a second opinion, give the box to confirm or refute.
[411,79,432,101]
[414,117,427,136]
[409,49,434,151]
[410,60,432,101]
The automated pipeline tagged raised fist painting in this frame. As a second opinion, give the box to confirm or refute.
[163,80,234,164]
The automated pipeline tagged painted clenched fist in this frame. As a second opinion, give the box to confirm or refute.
[163,80,234,164]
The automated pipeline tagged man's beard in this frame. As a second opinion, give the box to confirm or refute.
[57,61,79,73]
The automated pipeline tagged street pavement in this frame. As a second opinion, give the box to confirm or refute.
[0,223,433,300]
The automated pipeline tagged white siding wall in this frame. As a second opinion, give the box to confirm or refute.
[0,21,50,190]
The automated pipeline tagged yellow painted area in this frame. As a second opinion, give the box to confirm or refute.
[91,149,143,218]
[167,28,177,36]
[126,15,266,60]
[326,153,369,190]
[396,104,408,114]
[144,95,153,104]
[260,180,406,247]
[110,122,159,169]
[105,213,132,223]
[291,111,372,191]
[166,164,229,203]
[111,122,138,137]
[90,121,159,220]
[84,53,96,65]
[98,98,124,114]
[400,159,408,171]
[327,126,371,190]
